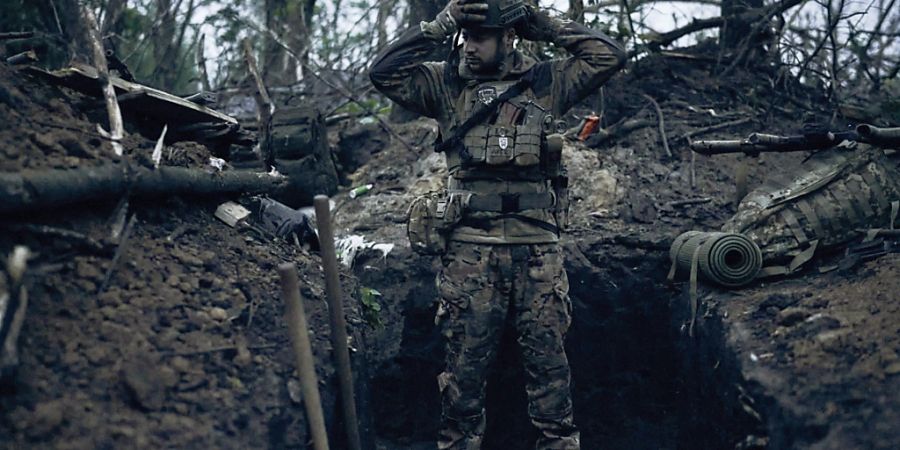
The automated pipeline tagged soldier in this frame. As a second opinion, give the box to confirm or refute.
[370,1,625,448]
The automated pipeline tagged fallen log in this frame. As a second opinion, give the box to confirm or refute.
[0,164,287,215]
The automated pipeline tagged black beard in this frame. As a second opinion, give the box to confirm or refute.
[489,45,509,71]
[471,45,508,74]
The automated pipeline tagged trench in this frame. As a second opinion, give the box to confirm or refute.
[361,243,757,449]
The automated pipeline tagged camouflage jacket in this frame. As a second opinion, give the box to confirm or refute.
[370,14,625,244]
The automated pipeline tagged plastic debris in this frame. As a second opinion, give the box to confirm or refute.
[579,115,600,141]
[208,157,226,172]
[334,235,394,268]
[214,202,251,228]
[151,125,168,169]
[349,184,374,199]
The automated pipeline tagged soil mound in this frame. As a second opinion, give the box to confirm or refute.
[0,63,365,449]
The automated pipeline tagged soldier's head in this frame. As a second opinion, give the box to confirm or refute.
[459,0,527,74]
[461,27,516,74]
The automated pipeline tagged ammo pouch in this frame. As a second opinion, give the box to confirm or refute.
[462,125,543,167]
[407,190,470,255]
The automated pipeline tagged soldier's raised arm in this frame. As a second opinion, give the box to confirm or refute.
[516,7,627,115]
[369,1,489,118]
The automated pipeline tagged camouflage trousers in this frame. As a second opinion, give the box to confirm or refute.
[435,242,579,450]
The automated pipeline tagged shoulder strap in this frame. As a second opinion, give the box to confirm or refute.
[435,69,535,153]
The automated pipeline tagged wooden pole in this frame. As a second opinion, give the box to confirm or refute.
[314,195,362,450]
[80,4,125,156]
[278,263,330,450]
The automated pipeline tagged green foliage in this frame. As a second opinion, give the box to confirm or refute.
[359,287,384,329]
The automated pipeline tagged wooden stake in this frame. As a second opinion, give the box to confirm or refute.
[80,5,125,156]
[279,263,330,450]
[314,195,362,450]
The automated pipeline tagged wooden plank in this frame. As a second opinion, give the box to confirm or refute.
[25,65,238,126]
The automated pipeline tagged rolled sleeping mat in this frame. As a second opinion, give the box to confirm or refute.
[669,231,762,288]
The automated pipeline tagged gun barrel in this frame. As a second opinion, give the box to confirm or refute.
[857,124,900,146]
[690,139,750,155]
[748,133,798,146]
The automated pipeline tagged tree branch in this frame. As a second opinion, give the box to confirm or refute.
[632,0,807,56]
[80,4,125,156]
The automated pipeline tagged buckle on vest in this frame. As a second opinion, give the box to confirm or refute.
[501,193,520,213]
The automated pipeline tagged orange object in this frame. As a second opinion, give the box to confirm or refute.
[579,115,600,141]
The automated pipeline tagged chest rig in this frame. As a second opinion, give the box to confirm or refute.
[447,80,562,182]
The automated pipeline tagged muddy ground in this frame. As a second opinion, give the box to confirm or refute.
[1,43,898,450]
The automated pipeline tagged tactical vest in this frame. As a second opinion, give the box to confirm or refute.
[446,80,562,182]
[406,78,568,254]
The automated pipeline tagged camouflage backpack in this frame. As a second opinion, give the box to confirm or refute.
[722,144,899,276]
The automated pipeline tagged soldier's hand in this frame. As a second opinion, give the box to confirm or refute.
[514,5,558,42]
[445,0,489,27]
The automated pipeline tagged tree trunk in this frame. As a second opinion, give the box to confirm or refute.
[264,0,295,86]
[55,0,92,64]
[569,0,585,24]
[101,0,128,36]
[720,0,764,51]
[262,0,314,86]
[375,0,398,51]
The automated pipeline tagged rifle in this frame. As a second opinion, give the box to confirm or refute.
[691,124,900,156]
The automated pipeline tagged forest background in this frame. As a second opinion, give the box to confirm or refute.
[1,0,898,123]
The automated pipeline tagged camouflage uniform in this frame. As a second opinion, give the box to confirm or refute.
[370,8,624,449]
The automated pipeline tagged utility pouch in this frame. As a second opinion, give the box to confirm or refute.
[407,190,469,255]
[553,171,570,231]
[513,124,542,167]
[486,126,515,165]
[462,125,489,163]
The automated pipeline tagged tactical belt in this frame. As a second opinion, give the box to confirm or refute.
[453,167,546,182]
[467,192,555,213]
